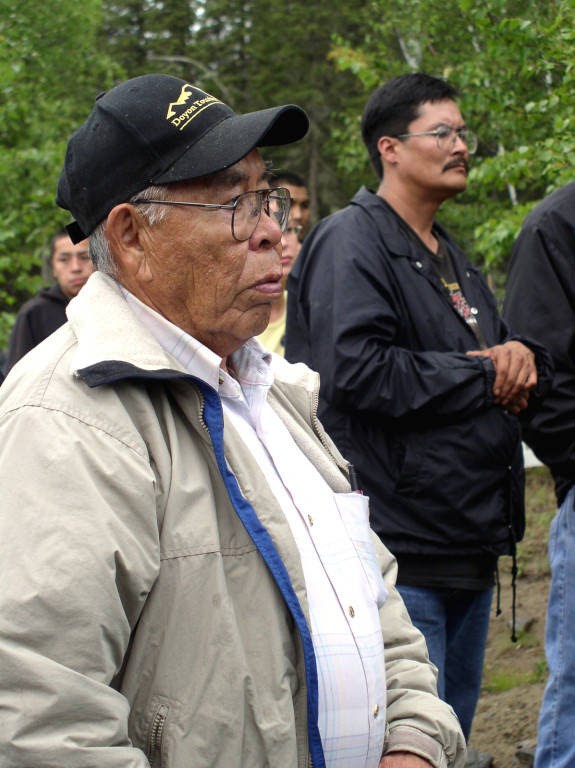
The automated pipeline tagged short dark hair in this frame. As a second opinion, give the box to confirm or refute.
[361,73,459,178]
[48,228,70,261]
[270,170,307,188]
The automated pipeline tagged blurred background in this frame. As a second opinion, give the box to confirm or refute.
[0,0,573,349]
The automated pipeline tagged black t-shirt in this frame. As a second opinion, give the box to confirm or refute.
[430,235,487,349]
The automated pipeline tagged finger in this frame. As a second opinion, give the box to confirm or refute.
[497,345,535,402]
[523,364,538,390]
[489,346,512,400]
[509,342,537,390]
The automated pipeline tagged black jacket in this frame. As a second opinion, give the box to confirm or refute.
[504,182,575,505]
[5,284,68,375]
[286,187,553,565]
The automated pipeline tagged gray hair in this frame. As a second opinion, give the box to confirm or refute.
[89,185,171,276]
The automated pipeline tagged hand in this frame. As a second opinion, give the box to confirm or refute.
[379,752,433,767]
[505,390,530,415]
[467,341,537,413]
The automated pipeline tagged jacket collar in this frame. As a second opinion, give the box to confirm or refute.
[67,272,322,395]
[350,187,412,256]
[44,283,70,304]
[351,186,456,262]
[67,272,192,386]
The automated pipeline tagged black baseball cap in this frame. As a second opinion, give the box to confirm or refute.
[56,74,309,243]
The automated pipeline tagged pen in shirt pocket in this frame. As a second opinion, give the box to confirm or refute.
[348,463,363,494]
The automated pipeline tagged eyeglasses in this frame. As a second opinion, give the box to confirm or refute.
[396,124,478,155]
[132,187,291,242]
[283,224,303,237]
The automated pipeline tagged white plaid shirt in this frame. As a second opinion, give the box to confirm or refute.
[123,290,387,766]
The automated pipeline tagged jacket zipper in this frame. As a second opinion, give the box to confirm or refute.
[200,380,326,768]
[310,387,349,475]
[199,395,211,438]
[147,704,169,768]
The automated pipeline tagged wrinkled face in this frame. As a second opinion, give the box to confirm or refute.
[120,149,284,358]
[279,219,302,287]
[283,182,310,232]
[51,235,93,298]
[392,99,470,200]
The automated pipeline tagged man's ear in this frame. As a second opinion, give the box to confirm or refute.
[377,135,401,166]
[105,204,149,279]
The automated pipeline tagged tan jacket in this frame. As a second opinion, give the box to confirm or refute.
[0,273,465,768]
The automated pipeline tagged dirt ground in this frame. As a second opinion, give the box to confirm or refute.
[468,467,555,766]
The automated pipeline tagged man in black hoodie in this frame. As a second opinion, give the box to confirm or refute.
[4,229,92,374]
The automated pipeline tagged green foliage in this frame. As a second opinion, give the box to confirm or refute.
[483,661,547,693]
[330,0,575,294]
[99,0,369,217]
[1,0,573,350]
[0,0,121,348]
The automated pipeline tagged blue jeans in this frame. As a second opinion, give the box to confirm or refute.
[397,584,493,741]
[534,486,575,768]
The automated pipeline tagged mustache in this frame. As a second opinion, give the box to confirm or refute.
[443,158,469,173]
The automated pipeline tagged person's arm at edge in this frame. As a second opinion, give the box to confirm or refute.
[0,405,159,767]
[503,220,567,414]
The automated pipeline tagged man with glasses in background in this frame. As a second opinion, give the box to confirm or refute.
[0,74,467,768]
[286,72,552,753]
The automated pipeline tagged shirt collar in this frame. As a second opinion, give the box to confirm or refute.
[121,287,274,394]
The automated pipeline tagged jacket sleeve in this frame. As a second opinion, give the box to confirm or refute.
[504,208,575,369]
[503,206,574,466]
[0,405,159,767]
[287,217,498,428]
[375,536,466,768]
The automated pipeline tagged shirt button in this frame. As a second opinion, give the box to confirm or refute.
[307,514,314,526]
[373,704,380,718]
[470,307,479,315]
[415,261,423,269]
[348,606,355,618]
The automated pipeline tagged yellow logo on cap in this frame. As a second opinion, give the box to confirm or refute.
[166,84,222,131]
[166,84,194,119]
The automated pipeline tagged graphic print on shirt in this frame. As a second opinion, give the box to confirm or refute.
[440,276,487,349]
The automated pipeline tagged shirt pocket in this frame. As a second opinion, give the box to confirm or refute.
[333,492,388,609]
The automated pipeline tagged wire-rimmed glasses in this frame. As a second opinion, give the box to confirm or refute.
[396,124,478,155]
[132,187,291,241]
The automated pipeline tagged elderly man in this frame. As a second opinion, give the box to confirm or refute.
[0,74,465,768]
